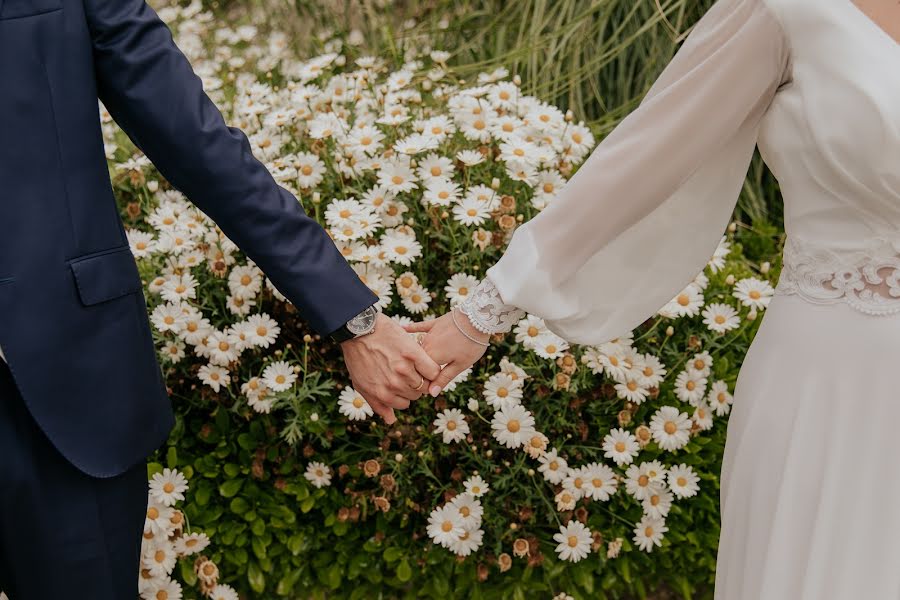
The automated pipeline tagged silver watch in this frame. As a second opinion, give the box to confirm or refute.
[331,305,378,343]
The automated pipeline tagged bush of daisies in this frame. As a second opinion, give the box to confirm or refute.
[114,2,784,598]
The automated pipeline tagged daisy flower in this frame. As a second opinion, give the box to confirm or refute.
[423,178,461,206]
[401,284,431,314]
[205,330,241,366]
[553,520,592,563]
[658,283,704,318]
[144,502,175,537]
[533,332,568,359]
[417,153,455,180]
[688,351,713,376]
[482,373,523,410]
[452,196,491,226]
[562,466,590,501]
[602,428,640,467]
[555,489,577,511]
[448,526,484,557]
[692,400,714,431]
[444,273,479,307]
[624,462,667,501]
[244,313,280,347]
[513,315,547,349]
[733,276,775,309]
[338,386,374,421]
[149,468,188,507]
[491,404,535,449]
[161,340,186,364]
[209,584,240,600]
[427,504,465,548]
[464,475,489,497]
[456,149,485,166]
[641,486,674,519]
[151,302,186,334]
[613,374,650,405]
[262,360,297,392]
[449,493,484,529]
[702,302,741,333]
[674,369,708,406]
[381,230,423,266]
[583,462,618,502]
[228,264,263,300]
[523,431,549,459]
[378,159,418,193]
[707,235,732,273]
[304,461,332,488]
[198,364,229,392]
[538,448,568,484]
[433,409,469,444]
[141,578,182,600]
[127,229,156,258]
[649,406,692,451]
[633,515,668,553]
[144,540,177,577]
[667,464,701,498]
[174,532,211,556]
[709,380,734,416]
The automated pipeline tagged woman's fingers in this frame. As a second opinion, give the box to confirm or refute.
[428,362,466,397]
[403,319,437,334]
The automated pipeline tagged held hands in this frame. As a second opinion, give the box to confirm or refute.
[340,313,441,425]
[403,308,491,397]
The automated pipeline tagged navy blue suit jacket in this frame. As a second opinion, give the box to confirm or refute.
[0,0,378,477]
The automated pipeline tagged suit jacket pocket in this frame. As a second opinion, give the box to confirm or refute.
[0,0,61,20]
[69,246,143,307]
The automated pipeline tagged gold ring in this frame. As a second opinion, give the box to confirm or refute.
[413,376,425,391]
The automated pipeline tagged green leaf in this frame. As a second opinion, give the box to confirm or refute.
[383,547,403,563]
[396,559,412,583]
[230,497,250,515]
[247,560,266,593]
[219,479,243,498]
[252,536,267,560]
[300,496,315,513]
[166,446,178,469]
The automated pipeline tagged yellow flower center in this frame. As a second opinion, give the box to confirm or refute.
[275,375,286,384]
[677,293,690,306]
[507,419,520,433]
[352,398,364,408]
[391,175,403,185]
[615,442,626,452]
[567,535,579,547]
[241,275,251,286]
[163,482,175,493]
[664,421,677,434]
[677,477,687,486]
[749,290,761,299]
[446,420,457,431]
[256,326,268,336]
[441,521,453,533]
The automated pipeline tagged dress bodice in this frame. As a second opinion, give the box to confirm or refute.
[759,0,900,314]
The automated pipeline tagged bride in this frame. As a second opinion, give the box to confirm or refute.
[406,0,900,597]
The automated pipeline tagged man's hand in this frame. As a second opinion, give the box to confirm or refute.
[340,314,442,424]
[403,309,490,397]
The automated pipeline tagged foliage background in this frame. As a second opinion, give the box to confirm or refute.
[130,1,788,598]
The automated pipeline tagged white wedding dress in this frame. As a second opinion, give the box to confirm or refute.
[458,0,900,597]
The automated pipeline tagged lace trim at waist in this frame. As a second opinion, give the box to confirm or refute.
[774,234,900,315]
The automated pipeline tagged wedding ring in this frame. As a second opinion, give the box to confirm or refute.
[413,376,425,391]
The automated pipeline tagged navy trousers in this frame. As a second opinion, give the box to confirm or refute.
[0,361,146,598]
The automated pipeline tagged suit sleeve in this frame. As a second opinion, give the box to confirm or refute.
[82,0,378,336]
[474,0,792,345]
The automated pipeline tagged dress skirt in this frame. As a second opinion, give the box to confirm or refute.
[715,292,900,598]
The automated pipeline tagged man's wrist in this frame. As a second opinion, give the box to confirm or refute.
[330,305,378,344]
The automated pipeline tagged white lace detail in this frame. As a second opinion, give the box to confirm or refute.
[774,234,900,315]
[458,278,526,334]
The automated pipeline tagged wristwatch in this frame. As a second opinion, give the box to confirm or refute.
[329,305,378,344]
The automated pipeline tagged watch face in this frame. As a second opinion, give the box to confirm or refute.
[347,306,377,336]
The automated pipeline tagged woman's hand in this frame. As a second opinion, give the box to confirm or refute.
[403,309,491,397]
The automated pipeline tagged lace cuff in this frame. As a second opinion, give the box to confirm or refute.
[457,277,526,335]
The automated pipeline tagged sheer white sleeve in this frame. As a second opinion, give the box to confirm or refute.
[483,0,792,345]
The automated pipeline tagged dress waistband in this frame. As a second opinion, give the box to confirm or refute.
[774,234,900,315]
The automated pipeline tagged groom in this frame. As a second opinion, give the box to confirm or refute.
[0,0,439,596]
